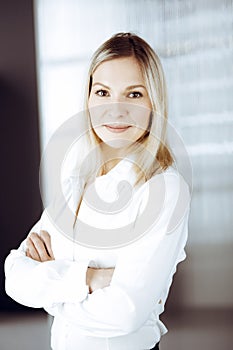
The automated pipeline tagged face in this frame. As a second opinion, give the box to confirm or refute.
[88,57,152,152]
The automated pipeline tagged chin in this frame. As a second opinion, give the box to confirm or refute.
[103,138,133,149]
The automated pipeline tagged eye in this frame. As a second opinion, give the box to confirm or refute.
[128,91,143,98]
[95,89,109,97]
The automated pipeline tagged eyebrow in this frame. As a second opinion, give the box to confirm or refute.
[92,82,147,90]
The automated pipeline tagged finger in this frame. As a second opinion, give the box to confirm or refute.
[26,237,41,261]
[29,232,51,262]
[26,248,34,260]
[25,248,31,257]
[40,230,55,259]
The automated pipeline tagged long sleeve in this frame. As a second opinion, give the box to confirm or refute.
[46,171,191,337]
[4,211,90,308]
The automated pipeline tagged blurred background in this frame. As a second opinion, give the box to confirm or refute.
[0,0,233,349]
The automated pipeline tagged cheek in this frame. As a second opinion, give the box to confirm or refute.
[132,110,151,132]
[88,107,102,130]
[89,111,97,128]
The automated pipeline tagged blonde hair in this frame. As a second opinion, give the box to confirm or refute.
[73,32,173,223]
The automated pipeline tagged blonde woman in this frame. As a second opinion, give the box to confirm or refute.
[5,33,191,350]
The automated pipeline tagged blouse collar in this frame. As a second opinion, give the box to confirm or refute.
[101,155,137,186]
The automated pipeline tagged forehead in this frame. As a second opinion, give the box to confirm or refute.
[92,57,145,86]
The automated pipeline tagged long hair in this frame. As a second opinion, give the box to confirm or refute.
[71,32,173,225]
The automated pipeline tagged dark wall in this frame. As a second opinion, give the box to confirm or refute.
[0,0,42,310]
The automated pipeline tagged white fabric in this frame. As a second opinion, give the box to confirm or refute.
[5,158,190,350]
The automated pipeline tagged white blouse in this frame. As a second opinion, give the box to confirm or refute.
[5,158,190,350]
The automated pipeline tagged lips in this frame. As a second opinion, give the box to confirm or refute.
[104,124,132,133]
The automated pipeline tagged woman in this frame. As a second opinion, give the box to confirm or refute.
[5,33,191,350]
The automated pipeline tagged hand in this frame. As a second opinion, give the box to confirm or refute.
[86,267,114,294]
[26,230,55,262]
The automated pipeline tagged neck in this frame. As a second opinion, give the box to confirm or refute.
[100,143,129,173]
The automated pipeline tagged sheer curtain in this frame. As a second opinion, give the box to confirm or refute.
[34,0,233,309]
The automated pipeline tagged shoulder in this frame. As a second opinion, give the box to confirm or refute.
[138,166,190,202]
[161,166,190,200]
[135,166,191,232]
[150,166,191,212]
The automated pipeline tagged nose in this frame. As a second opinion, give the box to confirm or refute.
[107,102,128,119]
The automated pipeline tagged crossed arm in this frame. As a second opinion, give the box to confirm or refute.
[26,230,114,294]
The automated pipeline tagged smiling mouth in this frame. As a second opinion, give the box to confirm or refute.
[104,124,132,133]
